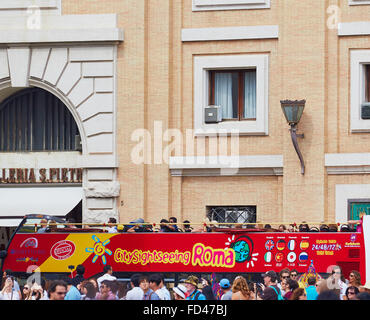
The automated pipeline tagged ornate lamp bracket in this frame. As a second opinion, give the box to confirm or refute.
[289,124,305,175]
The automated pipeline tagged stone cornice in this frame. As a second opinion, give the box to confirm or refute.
[0,14,124,44]
[169,155,283,176]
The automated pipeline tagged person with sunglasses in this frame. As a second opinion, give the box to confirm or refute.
[290,269,298,281]
[345,286,359,300]
[327,265,347,300]
[47,280,67,300]
[22,284,31,300]
[348,270,361,288]
[278,268,290,297]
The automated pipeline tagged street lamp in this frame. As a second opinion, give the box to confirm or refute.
[280,99,306,175]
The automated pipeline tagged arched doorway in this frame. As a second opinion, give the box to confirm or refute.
[0,88,81,152]
[0,87,83,245]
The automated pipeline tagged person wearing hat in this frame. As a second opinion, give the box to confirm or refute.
[219,278,232,300]
[261,270,282,300]
[124,218,145,233]
[184,276,206,300]
[173,284,187,300]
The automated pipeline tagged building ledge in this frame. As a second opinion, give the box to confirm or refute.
[169,155,283,176]
[0,14,124,44]
[338,22,370,36]
[325,153,370,174]
[182,25,278,42]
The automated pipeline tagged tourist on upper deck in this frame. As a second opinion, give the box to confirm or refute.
[182,220,193,232]
[159,219,172,232]
[107,217,117,233]
[298,222,309,232]
[168,217,179,232]
[37,219,48,233]
[124,218,145,233]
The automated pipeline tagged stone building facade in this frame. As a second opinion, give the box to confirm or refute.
[1,0,370,231]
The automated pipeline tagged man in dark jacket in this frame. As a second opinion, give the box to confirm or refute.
[72,264,85,288]
[261,270,282,300]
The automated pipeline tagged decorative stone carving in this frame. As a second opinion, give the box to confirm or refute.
[84,181,120,198]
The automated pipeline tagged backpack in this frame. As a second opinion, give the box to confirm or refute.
[271,286,284,300]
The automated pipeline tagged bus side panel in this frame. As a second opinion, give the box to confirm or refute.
[1,231,362,279]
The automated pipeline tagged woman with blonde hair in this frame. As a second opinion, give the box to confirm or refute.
[231,276,250,300]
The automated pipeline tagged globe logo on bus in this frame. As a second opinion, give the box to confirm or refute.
[230,239,250,263]
[227,235,259,268]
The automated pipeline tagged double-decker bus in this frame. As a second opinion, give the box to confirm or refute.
[0,214,369,285]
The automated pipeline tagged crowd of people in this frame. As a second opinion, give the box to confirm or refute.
[95,216,362,234]
[1,264,370,301]
[35,214,363,234]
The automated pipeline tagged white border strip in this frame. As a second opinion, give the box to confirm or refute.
[193,0,270,11]
[349,0,370,5]
[325,153,370,174]
[169,155,282,169]
[338,22,370,36]
[182,25,279,42]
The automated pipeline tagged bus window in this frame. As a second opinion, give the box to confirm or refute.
[17,216,66,234]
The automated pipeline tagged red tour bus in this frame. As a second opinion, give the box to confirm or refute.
[0,214,369,285]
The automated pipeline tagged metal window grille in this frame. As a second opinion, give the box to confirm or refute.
[207,206,256,227]
[0,88,79,152]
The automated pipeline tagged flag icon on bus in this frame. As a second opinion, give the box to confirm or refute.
[264,251,272,263]
[299,252,309,262]
[287,240,295,251]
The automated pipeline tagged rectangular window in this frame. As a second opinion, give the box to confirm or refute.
[209,70,256,121]
[194,54,269,135]
[207,206,256,228]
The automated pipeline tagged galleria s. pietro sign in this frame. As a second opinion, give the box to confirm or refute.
[0,168,83,184]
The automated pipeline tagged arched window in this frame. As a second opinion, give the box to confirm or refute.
[0,88,80,152]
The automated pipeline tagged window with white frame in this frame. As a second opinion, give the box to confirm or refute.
[209,69,257,120]
[192,0,270,11]
[349,0,370,5]
[194,54,269,135]
[350,50,370,132]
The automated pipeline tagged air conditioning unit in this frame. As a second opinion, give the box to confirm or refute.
[75,134,82,152]
[204,105,222,123]
[361,102,370,119]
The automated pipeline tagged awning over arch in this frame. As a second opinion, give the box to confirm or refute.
[0,186,83,226]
